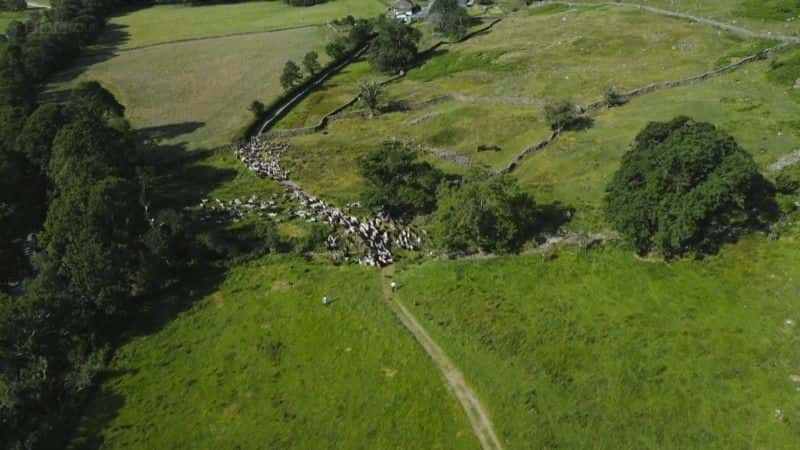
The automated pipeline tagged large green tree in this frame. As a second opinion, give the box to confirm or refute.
[429,0,471,39]
[433,170,538,253]
[368,16,421,74]
[360,142,443,217]
[605,116,777,257]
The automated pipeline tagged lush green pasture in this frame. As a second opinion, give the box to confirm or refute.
[576,0,800,35]
[61,27,329,151]
[515,58,800,230]
[107,0,387,49]
[276,61,380,130]
[276,5,777,206]
[281,99,543,202]
[395,224,800,450]
[70,257,479,449]
[393,5,764,103]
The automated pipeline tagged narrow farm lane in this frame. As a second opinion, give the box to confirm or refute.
[381,267,504,450]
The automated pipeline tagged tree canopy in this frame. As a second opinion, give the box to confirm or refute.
[433,170,538,253]
[604,116,777,258]
[368,16,421,74]
[359,142,443,217]
[429,0,471,39]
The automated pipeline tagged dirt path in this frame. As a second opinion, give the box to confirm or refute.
[380,267,504,450]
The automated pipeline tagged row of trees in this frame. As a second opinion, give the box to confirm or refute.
[1,81,190,449]
[360,116,781,258]
[360,143,540,254]
[0,2,191,448]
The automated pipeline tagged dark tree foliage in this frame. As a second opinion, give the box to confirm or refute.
[368,16,421,74]
[0,66,189,450]
[605,116,778,258]
[1,0,27,11]
[16,103,69,175]
[325,39,349,60]
[429,0,471,39]
[433,170,539,253]
[280,60,303,90]
[71,80,126,118]
[302,50,321,75]
[359,142,444,217]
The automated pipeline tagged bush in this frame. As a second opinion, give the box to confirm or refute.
[605,116,778,258]
[360,142,444,217]
[604,86,627,107]
[776,165,800,194]
[544,100,590,131]
[358,80,385,116]
[433,170,538,253]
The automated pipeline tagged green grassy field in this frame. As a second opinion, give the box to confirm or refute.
[60,26,330,151]
[515,56,800,231]
[277,5,780,204]
[106,0,387,49]
[69,257,480,449]
[577,0,800,35]
[394,222,800,449]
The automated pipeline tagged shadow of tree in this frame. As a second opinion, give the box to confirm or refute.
[64,125,238,445]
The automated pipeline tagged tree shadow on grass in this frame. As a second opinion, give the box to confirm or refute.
[65,370,136,450]
[41,22,131,104]
[67,125,240,446]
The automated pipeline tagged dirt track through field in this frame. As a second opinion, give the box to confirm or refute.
[381,267,504,450]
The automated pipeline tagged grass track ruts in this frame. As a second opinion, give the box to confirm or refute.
[381,266,505,450]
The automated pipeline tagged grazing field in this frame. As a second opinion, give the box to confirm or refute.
[515,56,800,230]
[394,223,800,450]
[577,0,800,36]
[69,258,480,450]
[61,26,330,151]
[106,0,387,49]
[277,5,777,204]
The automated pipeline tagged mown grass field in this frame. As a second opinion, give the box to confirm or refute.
[394,221,800,450]
[70,258,480,449]
[61,26,330,152]
[106,0,388,49]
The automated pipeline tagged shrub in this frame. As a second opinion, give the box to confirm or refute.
[605,116,778,258]
[433,170,538,253]
[544,100,590,131]
[248,100,265,117]
[776,165,800,194]
[605,86,627,107]
[360,141,444,217]
[358,80,384,116]
[325,39,349,60]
